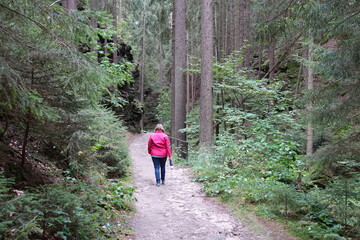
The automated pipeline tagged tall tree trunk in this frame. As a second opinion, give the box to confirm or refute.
[226,2,232,55]
[139,1,147,131]
[222,0,228,57]
[229,0,236,53]
[173,0,187,158]
[200,0,214,150]
[103,0,109,56]
[239,0,245,48]
[233,0,240,52]
[186,33,190,112]
[112,0,118,63]
[243,0,251,68]
[218,0,226,59]
[170,10,176,142]
[21,114,30,168]
[90,0,98,28]
[306,45,314,155]
[159,39,165,86]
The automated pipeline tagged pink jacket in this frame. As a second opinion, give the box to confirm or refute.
[148,131,172,157]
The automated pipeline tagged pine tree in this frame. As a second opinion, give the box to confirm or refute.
[199,0,214,150]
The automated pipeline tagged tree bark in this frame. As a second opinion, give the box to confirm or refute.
[243,0,251,68]
[170,10,176,142]
[239,0,245,49]
[112,0,118,63]
[200,0,214,151]
[21,114,30,168]
[306,45,314,155]
[218,0,226,59]
[90,0,98,28]
[139,1,146,131]
[173,0,187,158]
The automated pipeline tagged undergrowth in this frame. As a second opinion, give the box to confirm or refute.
[0,173,136,240]
[188,149,360,240]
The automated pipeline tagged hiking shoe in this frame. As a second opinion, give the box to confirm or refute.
[156,183,160,187]
[161,182,165,185]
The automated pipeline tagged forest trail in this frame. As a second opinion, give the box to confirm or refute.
[128,133,297,240]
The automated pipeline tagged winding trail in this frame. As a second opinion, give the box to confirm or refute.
[129,133,297,240]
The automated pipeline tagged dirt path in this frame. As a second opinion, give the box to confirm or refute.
[129,133,297,240]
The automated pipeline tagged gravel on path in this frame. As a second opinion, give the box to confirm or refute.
[129,133,297,240]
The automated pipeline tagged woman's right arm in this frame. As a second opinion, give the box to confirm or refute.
[147,136,153,155]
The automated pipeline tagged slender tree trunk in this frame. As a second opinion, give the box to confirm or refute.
[243,0,251,68]
[140,1,147,131]
[159,40,165,86]
[112,0,118,63]
[233,0,240,52]
[222,0,228,57]
[186,34,190,112]
[200,0,214,150]
[21,114,30,167]
[226,2,232,55]
[90,0,98,28]
[239,0,245,48]
[218,0,225,59]
[170,10,176,142]
[173,0,187,158]
[229,0,236,53]
[306,45,314,155]
[103,0,109,56]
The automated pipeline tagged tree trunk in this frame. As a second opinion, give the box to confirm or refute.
[200,0,214,151]
[159,38,165,86]
[170,10,176,142]
[243,0,251,68]
[226,2,232,55]
[21,115,30,168]
[140,1,147,131]
[103,0,109,56]
[90,0,98,28]
[173,0,187,158]
[233,0,240,52]
[239,0,245,48]
[218,0,226,59]
[112,0,118,63]
[306,45,314,155]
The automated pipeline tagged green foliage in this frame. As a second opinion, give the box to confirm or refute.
[66,106,130,178]
[155,86,171,130]
[105,181,136,210]
[0,1,135,239]
[0,177,136,240]
[0,173,14,233]
[183,47,360,239]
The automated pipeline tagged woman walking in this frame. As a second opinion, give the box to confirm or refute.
[147,124,172,186]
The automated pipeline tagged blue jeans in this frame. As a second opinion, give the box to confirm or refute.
[152,157,167,184]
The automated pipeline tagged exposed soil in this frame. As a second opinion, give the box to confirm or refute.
[129,133,298,240]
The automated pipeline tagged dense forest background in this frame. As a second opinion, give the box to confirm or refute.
[1,0,360,240]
